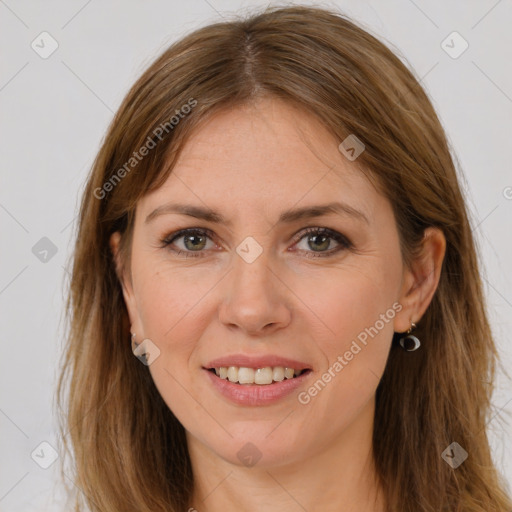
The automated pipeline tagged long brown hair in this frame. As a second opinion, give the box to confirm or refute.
[57,5,512,511]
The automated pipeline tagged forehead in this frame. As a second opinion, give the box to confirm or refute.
[138,97,379,223]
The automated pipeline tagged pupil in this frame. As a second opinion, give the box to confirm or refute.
[185,234,206,251]
[309,234,329,251]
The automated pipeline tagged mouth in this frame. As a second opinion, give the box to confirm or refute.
[205,366,312,386]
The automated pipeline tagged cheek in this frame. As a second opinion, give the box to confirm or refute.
[298,254,402,416]
[132,265,216,426]
[297,261,399,348]
[133,259,215,343]
[292,256,402,411]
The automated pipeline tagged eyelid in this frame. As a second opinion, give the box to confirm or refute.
[163,227,216,243]
[290,226,351,246]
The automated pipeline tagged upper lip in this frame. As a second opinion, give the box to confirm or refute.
[204,354,312,370]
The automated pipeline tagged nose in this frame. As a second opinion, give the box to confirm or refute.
[218,249,292,336]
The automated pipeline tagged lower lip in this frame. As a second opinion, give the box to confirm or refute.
[203,368,312,406]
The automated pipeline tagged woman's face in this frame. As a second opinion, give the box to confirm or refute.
[113,97,418,468]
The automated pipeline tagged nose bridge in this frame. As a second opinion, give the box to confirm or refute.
[233,244,274,296]
[218,239,291,334]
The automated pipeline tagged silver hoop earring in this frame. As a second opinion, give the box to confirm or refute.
[399,322,421,351]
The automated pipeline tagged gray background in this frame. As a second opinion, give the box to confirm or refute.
[1,0,511,509]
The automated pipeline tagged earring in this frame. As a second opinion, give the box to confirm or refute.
[399,322,421,351]
[131,332,138,351]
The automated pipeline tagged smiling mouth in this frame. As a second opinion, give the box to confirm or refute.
[207,366,311,385]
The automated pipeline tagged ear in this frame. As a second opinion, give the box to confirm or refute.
[109,231,140,331]
[394,227,446,333]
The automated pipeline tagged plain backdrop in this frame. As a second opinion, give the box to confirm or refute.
[1,0,511,509]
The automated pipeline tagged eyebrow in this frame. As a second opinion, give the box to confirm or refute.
[144,201,369,226]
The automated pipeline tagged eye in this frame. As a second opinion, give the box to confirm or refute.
[291,227,352,258]
[160,226,352,259]
[161,228,217,258]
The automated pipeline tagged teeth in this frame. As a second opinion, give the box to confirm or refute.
[273,366,285,382]
[238,367,255,384]
[212,366,306,385]
[254,367,273,384]
[227,366,238,382]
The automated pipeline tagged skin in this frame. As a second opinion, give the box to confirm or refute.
[110,97,446,512]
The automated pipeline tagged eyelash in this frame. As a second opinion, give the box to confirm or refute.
[160,227,353,259]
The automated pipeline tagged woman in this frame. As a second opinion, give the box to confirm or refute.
[57,5,512,511]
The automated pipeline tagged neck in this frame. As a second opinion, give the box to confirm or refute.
[186,399,385,512]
